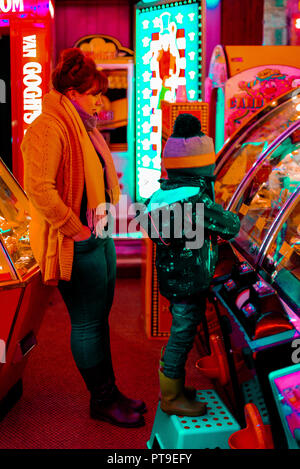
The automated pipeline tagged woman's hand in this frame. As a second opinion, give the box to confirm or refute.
[72,225,91,241]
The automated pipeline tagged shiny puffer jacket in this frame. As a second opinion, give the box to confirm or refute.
[139,175,240,301]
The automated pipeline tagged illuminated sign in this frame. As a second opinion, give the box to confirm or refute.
[0,0,52,20]
[0,0,24,13]
[230,96,264,110]
[135,0,203,201]
[225,66,300,139]
[22,35,42,127]
[75,35,133,63]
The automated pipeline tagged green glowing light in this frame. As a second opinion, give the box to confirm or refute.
[215,87,225,153]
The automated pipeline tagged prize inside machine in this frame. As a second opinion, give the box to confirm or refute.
[75,35,140,270]
[135,0,207,338]
[205,45,300,153]
[198,121,300,448]
[0,159,54,421]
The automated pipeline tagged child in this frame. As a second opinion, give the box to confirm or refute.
[141,114,240,417]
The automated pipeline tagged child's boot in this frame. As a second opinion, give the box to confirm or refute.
[158,369,206,417]
[159,347,196,400]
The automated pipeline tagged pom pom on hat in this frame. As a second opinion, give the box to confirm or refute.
[172,113,203,138]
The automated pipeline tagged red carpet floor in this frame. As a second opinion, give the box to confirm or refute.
[0,277,212,449]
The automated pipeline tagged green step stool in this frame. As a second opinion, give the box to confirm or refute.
[147,389,241,449]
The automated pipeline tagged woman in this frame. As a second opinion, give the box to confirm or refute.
[21,48,145,428]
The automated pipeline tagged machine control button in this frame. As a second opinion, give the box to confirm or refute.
[224,278,237,292]
[241,302,257,318]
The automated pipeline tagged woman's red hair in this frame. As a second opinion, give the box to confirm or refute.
[52,48,108,95]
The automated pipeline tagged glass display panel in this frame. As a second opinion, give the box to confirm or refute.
[262,199,300,309]
[215,92,300,207]
[0,159,37,279]
[231,129,300,264]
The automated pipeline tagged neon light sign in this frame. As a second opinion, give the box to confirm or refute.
[135,1,203,201]
[0,0,24,13]
[0,0,51,18]
[22,35,42,127]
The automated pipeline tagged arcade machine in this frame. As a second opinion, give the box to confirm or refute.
[134,0,207,337]
[205,45,300,153]
[0,0,54,185]
[197,119,300,448]
[0,0,55,420]
[0,158,55,420]
[214,87,300,208]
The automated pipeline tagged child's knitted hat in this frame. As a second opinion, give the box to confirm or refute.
[163,113,215,177]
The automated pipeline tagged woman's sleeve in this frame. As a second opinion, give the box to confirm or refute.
[21,121,83,238]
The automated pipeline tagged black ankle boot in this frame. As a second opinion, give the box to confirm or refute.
[78,363,145,427]
[90,383,145,428]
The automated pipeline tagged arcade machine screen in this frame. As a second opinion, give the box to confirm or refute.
[230,127,300,282]
[215,91,300,208]
[0,35,12,171]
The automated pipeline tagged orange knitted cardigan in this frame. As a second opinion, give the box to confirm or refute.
[21,90,118,285]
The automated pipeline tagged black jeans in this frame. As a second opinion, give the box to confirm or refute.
[58,234,116,370]
[162,291,208,379]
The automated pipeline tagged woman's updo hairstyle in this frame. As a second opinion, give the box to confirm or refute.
[52,48,108,95]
